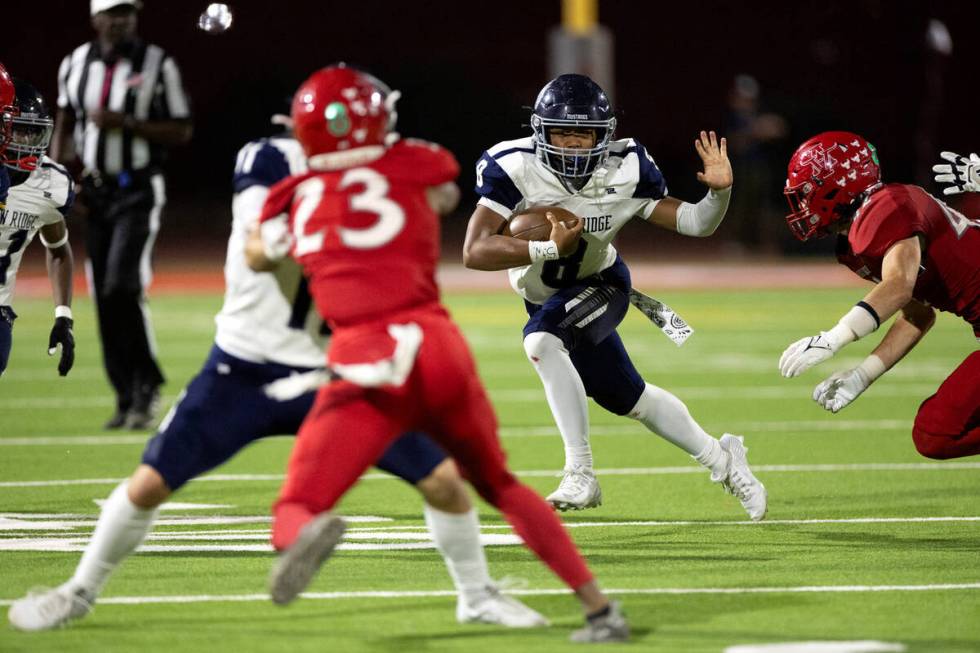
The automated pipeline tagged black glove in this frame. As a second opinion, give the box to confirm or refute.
[48,316,75,376]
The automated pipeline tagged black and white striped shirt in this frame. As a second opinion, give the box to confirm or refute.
[57,39,191,176]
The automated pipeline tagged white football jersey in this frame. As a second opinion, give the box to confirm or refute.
[0,157,73,306]
[475,136,668,304]
[213,137,327,368]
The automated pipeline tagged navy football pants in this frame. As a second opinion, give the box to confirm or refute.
[523,256,646,415]
[142,345,447,491]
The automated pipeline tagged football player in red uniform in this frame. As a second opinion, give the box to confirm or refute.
[778,131,980,460]
[246,65,628,642]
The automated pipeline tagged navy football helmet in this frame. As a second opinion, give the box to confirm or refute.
[4,79,53,172]
[531,74,616,181]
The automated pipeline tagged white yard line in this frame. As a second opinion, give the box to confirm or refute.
[2,583,979,607]
[0,419,913,447]
[3,461,979,488]
[0,385,938,409]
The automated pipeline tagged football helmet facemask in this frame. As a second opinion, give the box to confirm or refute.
[784,130,882,241]
[290,65,399,161]
[531,74,616,182]
[3,79,53,172]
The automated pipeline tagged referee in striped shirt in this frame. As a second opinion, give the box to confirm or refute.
[52,0,192,429]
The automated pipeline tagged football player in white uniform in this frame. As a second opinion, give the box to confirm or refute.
[8,125,546,632]
[463,74,767,518]
[0,78,75,378]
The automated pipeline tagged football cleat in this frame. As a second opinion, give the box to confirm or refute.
[570,600,630,643]
[268,513,346,605]
[546,466,601,511]
[716,434,768,521]
[457,585,550,628]
[8,585,93,632]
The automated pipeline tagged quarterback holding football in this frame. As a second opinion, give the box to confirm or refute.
[463,74,767,518]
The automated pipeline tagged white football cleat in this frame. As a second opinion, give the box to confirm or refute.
[570,600,630,643]
[8,585,93,632]
[269,513,347,605]
[457,585,550,628]
[716,434,768,521]
[546,466,602,511]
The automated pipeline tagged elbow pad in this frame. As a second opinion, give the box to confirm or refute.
[675,186,731,237]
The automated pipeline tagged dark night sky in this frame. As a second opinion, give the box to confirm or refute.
[4,0,979,254]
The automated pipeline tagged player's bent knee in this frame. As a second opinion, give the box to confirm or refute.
[127,464,173,509]
[523,331,564,362]
[416,459,471,513]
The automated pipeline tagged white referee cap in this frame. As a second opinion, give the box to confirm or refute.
[91,0,142,16]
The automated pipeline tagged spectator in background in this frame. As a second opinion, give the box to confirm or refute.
[52,0,192,429]
[724,74,787,254]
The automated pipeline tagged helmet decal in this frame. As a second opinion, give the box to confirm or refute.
[325,102,351,137]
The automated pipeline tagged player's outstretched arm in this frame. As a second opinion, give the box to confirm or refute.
[813,300,934,413]
[933,151,980,195]
[40,221,75,376]
[779,236,922,378]
[648,131,732,237]
[462,205,582,271]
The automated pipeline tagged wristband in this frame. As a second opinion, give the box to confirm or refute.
[827,303,880,348]
[55,305,73,320]
[40,229,69,249]
[674,186,732,237]
[529,240,560,263]
[857,354,887,382]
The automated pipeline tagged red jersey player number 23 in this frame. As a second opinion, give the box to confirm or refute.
[258,93,458,383]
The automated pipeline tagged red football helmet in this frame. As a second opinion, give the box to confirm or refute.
[0,62,15,160]
[784,131,882,241]
[290,65,397,159]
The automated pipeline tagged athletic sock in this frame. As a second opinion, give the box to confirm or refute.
[627,383,727,474]
[523,331,592,470]
[424,505,493,605]
[65,481,158,597]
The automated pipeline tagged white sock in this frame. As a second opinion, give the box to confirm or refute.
[627,383,728,476]
[65,482,159,597]
[523,331,592,470]
[424,505,492,605]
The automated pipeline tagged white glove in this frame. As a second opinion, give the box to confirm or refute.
[812,367,872,413]
[779,331,844,378]
[933,151,980,195]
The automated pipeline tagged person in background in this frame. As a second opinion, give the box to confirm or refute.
[52,0,192,428]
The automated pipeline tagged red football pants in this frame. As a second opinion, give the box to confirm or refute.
[912,351,980,459]
[271,311,594,590]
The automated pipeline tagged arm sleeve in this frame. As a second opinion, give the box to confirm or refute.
[474,151,524,218]
[233,141,291,193]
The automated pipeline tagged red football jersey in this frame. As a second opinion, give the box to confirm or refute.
[837,183,980,331]
[259,139,459,330]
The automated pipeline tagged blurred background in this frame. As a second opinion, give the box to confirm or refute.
[6,0,980,267]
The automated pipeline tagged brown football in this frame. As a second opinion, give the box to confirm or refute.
[504,206,581,241]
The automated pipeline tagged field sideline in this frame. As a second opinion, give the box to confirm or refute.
[1,285,978,652]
